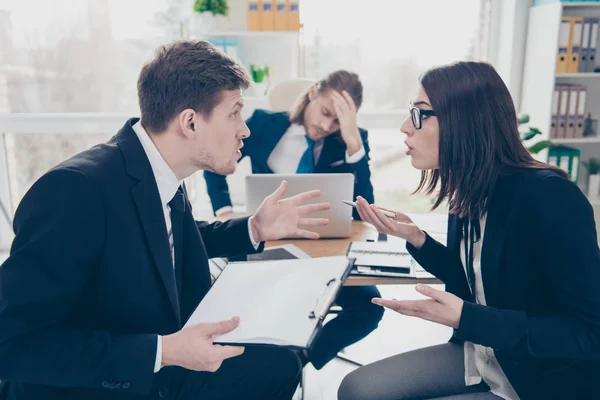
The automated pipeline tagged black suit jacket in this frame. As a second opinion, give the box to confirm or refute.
[204,109,375,220]
[408,169,600,399]
[0,119,262,400]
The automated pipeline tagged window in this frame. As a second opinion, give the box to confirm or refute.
[297,0,487,214]
[301,0,487,110]
[0,0,489,221]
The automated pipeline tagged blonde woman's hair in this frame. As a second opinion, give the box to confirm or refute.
[289,70,363,125]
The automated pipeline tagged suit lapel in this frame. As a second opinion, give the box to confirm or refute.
[480,176,512,307]
[258,114,290,173]
[117,119,181,325]
[447,214,463,257]
[315,133,343,172]
[446,214,475,301]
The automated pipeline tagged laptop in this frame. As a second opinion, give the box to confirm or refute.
[245,173,354,238]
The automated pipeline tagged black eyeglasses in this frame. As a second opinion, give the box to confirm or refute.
[409,103,436,130]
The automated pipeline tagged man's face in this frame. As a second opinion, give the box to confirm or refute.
[193,89,250,175]
[303,89,341,141]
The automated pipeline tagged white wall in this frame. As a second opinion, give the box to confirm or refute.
[190,0,300,84]
[487,0,533,112]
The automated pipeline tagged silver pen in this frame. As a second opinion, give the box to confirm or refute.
[342,200,397,219]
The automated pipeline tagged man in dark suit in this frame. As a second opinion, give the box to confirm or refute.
[0,40,330,400]
[205,71,383,371]
[204,71,374,221]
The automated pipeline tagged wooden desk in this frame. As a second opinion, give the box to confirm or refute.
[265,221,440,286]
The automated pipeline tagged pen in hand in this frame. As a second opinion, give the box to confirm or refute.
[342,200,397,219]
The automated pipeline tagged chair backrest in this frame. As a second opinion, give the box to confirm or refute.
[267,79,315,112]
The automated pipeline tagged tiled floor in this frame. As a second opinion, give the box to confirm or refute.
[296,283,451,400]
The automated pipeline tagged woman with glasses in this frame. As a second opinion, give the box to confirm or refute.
[338,61,600,400]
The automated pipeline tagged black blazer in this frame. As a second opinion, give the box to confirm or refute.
[0,119,262,400]
[408,169,600,399]
[204,109,375,220]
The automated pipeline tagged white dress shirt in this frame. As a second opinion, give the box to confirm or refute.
[460,215,520,400]
[132,121,259,373]
[216,123,365,216]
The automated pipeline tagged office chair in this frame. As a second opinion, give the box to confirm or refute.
[267,79,315,111]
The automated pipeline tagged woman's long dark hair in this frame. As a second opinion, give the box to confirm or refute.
[415,61,567,220]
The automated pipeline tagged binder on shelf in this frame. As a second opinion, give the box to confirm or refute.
[549,146,580,184]
[287,0,300,31]
[575,85,587,138]
[247,0,261,31]
[558,85,570,138]
[274,0,287,31]
[260,0,275,31]
[571,152,580,184]
[551,86,560,139]
[557,17,571,74]
[568,16,584,73]
[566,85,578,138]
[579,18,591,73]
[184,256,354,349]
[588,18,600,72]
[548,150,559,169]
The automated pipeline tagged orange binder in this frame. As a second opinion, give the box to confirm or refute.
[247,0,260,31]
[274,0,287,31]
[557,17,571,74]
[568,16,585,73]
[260,0,275,31]
[287,0,300,31]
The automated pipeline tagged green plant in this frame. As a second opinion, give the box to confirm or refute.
[193,0,229,16]
[518,114,553,154]
[583,158,600,175]
[250,64,269,83]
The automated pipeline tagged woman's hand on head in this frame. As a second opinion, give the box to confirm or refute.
[355,196,426,249]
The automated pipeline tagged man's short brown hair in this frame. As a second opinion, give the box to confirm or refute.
[137,40,251,133]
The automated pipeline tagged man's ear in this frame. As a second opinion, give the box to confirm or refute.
[178,109,197,140]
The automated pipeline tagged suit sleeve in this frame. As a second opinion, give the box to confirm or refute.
[196,217,264,259]
[0,169,157,395]
[455,175,600,360]
[348,129,374,220]
[204,111,261,215]
[407,232,471,297]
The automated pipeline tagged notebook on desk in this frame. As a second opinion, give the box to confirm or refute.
[187,255,354,349]
[347,240,416,278]
[347,210,449,280]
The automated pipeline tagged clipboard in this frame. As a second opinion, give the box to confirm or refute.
[185,255,354,350]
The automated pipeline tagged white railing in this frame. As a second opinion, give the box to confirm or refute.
[0,110,409,133]
[0,110,409,251]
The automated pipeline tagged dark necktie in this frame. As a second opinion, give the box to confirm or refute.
[168,186,186,297]
[296,136,315,173]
